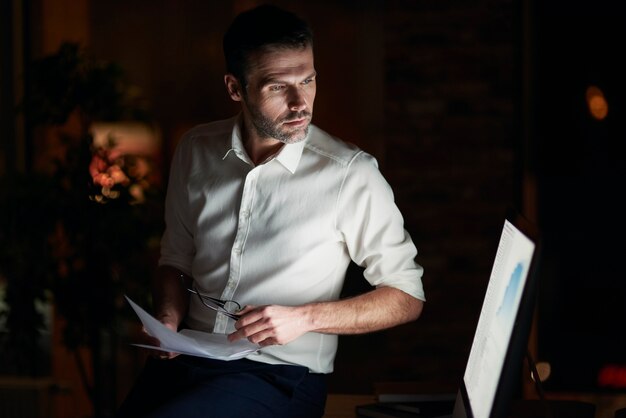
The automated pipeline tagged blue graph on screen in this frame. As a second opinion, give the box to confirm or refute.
[496,262,524,322]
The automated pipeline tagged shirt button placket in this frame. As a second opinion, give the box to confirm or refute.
[215,167,257,333]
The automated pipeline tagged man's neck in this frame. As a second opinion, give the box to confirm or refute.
[245,136,284,166]
[240,120,284,165]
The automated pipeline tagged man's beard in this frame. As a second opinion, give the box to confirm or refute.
[249,108,312,144]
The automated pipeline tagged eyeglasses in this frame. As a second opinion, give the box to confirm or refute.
[186,286,242,320]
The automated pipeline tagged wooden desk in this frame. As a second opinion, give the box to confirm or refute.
[324,394,377,418]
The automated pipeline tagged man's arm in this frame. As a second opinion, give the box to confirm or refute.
[229,286,423,347]
[305,286,423,334]
[152,264,190,331]
[138,265,190,359]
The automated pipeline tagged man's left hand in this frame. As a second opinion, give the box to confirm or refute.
[227,305,309,347]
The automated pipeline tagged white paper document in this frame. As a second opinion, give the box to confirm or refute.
[125,295,259,360]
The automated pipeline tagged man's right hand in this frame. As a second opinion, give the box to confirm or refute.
[136,324,180,360]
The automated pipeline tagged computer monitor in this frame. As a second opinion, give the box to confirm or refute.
[453,210,541,418]
[356,211,541,418]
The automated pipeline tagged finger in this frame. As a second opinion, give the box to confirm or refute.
[150,349,179,360]
[227,319,267,343]
[249,329,280,346]
[157,351,178,360]
[138,329,175,359]
[236,322,277,345]
[258,337,278,347]
[233,306,266,328]
[236,304,256,316]
[227,328,246,342]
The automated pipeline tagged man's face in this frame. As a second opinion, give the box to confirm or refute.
[240,46,316,144]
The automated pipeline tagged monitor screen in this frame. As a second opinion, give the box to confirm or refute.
[460,214,539,418]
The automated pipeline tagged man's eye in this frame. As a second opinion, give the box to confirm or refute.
[269,85,284,92]
[302,78,315,85]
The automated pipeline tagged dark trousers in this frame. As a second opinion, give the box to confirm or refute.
[116,355,327,418]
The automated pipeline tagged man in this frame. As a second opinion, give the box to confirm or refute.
[117,4,425,418]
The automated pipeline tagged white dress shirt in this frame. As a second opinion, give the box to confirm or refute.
[159,115,425,373]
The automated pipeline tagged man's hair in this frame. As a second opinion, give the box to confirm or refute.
[223,4,313,86]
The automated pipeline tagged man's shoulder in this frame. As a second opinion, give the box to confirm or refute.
[183,117,236,140]
[174,117,236,158]
[305,125,370,167]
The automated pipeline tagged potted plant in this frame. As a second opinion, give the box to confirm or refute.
[0,42,163,417]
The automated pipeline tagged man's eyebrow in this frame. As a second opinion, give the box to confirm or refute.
[259,71,317,87]
[258,76,281,87]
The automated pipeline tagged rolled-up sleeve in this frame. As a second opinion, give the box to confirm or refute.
[158,137,195,276]
[335,152,425,301]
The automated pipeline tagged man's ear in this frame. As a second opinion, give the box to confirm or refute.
[224,74,243,102]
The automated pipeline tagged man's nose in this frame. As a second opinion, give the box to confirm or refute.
[287,86,307,112]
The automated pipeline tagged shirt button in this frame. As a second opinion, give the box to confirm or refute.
[233,247,241,254]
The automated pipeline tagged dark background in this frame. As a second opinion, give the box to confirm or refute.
[533,1,626,392]
[1,0,625,415]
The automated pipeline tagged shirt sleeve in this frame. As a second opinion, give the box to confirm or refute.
[158,136,195,276]
[335,152,426,301]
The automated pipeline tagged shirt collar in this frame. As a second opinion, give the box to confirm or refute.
[222,115,250,163]
[274,140,305,174]
[222,114,306,174]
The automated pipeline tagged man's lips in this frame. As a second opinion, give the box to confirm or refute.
[283,118,307,127]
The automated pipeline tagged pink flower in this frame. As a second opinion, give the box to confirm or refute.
[89,152,109,179]
[88,142,155,204]
[93,172,115,188]
[108,164,130,185]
